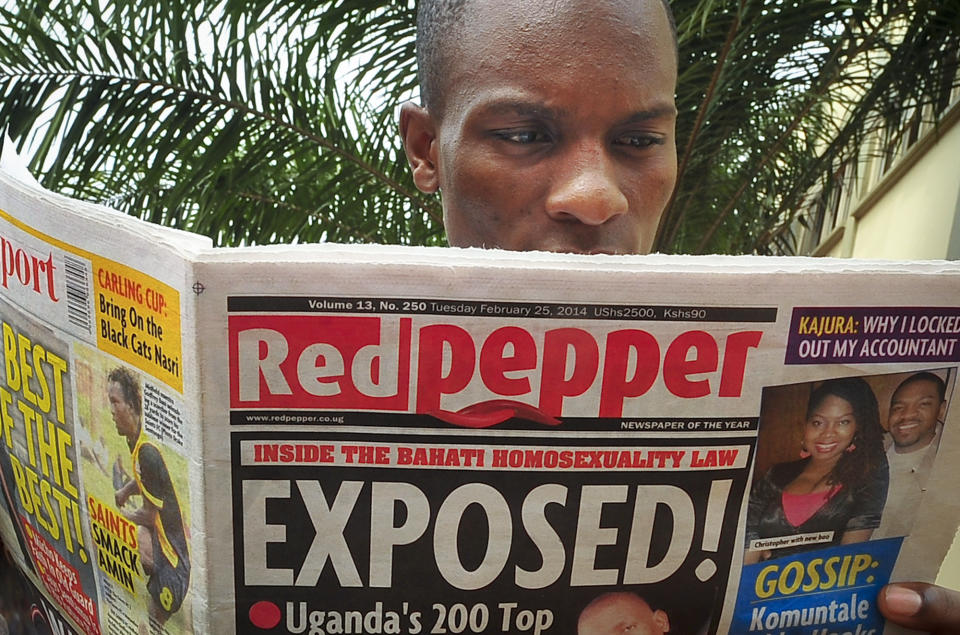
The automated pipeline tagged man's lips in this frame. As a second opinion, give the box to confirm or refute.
[893,421,920,432]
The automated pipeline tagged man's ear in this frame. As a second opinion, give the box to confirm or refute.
[399,102,440,193]
[653,609,670,634]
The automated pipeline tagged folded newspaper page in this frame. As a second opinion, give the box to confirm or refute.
[0,152,958,635]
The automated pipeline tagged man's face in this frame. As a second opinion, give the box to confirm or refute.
[108,381,138,437]
[578,593,670,635]
[403,0,678,254]
[888,378,945,452]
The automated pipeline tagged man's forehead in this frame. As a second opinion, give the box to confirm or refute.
[462,0,646,20]
[443,0,676,107]
[419,0,675,118]
[894,378,941,399]
[456,0,668,46]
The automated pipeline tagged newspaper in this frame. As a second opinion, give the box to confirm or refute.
[0,149,958,635]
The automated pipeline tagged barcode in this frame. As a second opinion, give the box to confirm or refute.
[64,255,93,334]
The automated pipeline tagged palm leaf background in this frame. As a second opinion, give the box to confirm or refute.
[0,0,957,253]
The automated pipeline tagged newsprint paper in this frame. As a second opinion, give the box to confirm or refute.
[0,153,958,635]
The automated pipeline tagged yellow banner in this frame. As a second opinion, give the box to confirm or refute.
[91,259,182,392]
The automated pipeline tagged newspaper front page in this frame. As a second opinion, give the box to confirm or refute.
[197,252,960,635]
[1,155,959,634]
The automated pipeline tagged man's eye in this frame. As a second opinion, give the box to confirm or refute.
[615,133,665,148]
[493,129,549,144]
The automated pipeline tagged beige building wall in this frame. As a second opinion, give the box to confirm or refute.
[848,108,960,260]
[807,100,960,260]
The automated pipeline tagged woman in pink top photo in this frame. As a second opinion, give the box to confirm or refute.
[744,377,889,563]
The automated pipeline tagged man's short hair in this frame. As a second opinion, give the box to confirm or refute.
[894,371,947,404]
[108,367,142,417]
[415,0,678,114]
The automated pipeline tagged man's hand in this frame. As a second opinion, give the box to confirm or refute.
[114,476,139,508]
[878,582,960,634]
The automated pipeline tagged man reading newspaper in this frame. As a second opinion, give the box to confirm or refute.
[398,0,960,632]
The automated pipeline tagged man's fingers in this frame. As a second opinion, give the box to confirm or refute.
[879,582,960,634]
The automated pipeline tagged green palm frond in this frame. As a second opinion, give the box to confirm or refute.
[661,0,960,254]
[0,0,440,246]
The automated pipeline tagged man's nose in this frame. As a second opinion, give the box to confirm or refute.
[544,143,628,226]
